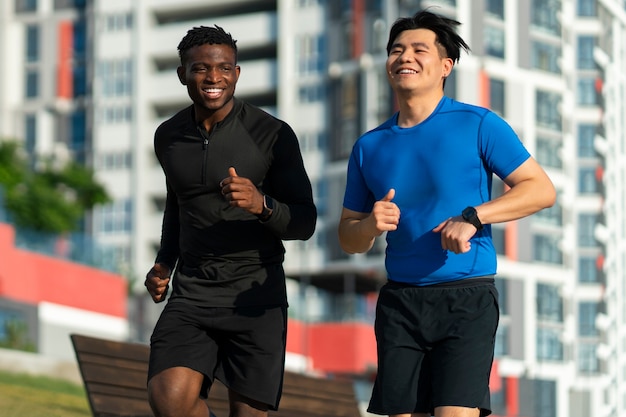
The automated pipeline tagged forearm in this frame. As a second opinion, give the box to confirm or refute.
[477,178,556,225]
[262,200,317,240]
[338,218,376,254]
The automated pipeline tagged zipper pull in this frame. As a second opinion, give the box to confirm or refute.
[203,137,208,149]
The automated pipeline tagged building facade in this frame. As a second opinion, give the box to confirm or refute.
[1,0,626,416]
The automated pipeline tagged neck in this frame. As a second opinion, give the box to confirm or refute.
[395,90,444,128]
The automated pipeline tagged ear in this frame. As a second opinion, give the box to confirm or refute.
[442,58,454,79]
[177,66,186,85]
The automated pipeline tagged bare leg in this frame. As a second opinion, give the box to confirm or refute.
[148,366,212,417]
[434,406,480,417]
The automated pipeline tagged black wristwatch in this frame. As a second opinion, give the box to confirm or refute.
[462,206,483,230]
[257,194,274,222]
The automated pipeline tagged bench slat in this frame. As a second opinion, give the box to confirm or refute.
[71,334,361,417]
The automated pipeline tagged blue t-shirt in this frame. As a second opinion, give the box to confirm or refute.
[343,96,530,285]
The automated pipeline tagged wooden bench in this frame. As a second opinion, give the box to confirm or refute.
[70,334,361,417]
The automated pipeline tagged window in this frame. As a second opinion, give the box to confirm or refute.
[577,0,596,16]
[96,199,132,234]
[329,74,359,161]
[484,26,505,59]
[536,327,563,360]
[579,302,598,336]
[537,283,562,322]
[578,257,599,283]
[96,151,132,171]
[534,379,557,417]
[536,91,561,130]
[486,0,504,19]
[24,115,36,156]
[0,309,29,344]
[531,41,561,74]
[531,0,561,35]
[298,84,324,103]
[578,124,597,157]
[533,202,562,226]
[578,167,598,194]
[104,13,133,32]
[494,324,509,357]
[25,70,39,98]
[296,35,325,76]
[536,137,562,168]
[99,106,132,124]
[577,78,597,106]
[578,214,598,248]
[578,342,599,372]
[15,0,37,13]
[534,234,562,264]
[25,25,39,62]
[99,59,132,97]
[489,78,505,116]
[577,36,595,69]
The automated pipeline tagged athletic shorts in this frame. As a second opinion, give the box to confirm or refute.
[148,301,287,410]
[368,278,499,417]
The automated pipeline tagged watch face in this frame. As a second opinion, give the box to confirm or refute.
[462,207,476,219]
[264,195,273,210]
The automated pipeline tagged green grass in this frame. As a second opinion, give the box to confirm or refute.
[0,369,91,417]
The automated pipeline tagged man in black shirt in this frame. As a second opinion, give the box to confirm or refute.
[144,25,316,417]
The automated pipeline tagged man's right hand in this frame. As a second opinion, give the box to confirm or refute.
[366,188,400,236]
[145,263,171,303]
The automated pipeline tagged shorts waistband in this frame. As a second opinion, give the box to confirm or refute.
[387,275,495,289]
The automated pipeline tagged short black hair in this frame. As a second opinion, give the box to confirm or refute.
[177,25,238,65]
[386,9,470,63]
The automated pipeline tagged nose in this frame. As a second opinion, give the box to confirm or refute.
[204,67,220,82]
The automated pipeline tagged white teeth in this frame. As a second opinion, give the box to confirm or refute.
[203,88,221,93]
[398,69,417,74]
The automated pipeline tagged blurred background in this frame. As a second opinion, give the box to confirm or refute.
[0,1,624,416]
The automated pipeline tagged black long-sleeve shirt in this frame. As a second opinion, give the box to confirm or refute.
[154,98,316,307]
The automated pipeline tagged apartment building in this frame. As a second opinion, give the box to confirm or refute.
[1,0,626,416]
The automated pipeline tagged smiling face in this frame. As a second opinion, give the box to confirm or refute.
[177,42,240,123]
[386,28,453,98]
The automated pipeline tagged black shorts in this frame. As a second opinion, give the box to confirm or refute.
[368,278,499,416]
[148,301,287,410]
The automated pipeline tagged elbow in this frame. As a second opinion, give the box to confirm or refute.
[543,185,558,209]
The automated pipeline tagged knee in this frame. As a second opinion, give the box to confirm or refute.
[148,376,203,417]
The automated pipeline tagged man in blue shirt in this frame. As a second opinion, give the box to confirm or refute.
[338,10,556,417]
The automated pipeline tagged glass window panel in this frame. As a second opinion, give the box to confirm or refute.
[578,302,598,336]
[578,124,597,158]
[485,26,505,59]
[486,0,504,19]
[578,257,599,283]
[531,41,561,74]
[531,0,561,35]
[577,36,596,69]
[489,78,505,116]
[536,327,563,360]
[536,137,562,168]
[577,78,597,106]
[534,234,563,264]
[25,71,38,98]
[537,283,563,322]
[578,167,598,194]
[536,91,562,130]
[578,214,598,247]
[577,0,596,16]
[26,25,39,62]
[578,342,599,372]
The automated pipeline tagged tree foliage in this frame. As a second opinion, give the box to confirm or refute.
[0,141,110,233]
